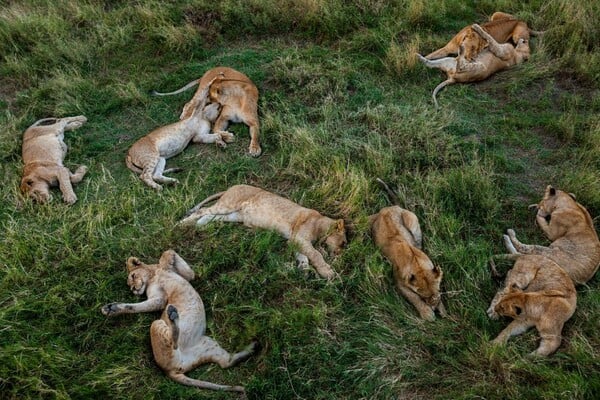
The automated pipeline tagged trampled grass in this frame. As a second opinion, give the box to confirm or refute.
[1,1,599,399]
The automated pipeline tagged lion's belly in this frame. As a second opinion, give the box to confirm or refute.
[157,136,192,158]
[22,138,67,164]
[239,203,301,239]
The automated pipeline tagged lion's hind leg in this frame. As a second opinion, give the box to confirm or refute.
[151,158,179,185]
[506,229,551,255]
[139,157,163,190]
[167,372,245,392]
[417,54,457,73]
[70,165,88,184]
[191,336,258,369]
[179,204,241,227]
[167,336,258,392]
[150,318,177,369]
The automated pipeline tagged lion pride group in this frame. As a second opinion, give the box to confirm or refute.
[17,11,600,393]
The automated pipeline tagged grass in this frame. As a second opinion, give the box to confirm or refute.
[0,0,599,399]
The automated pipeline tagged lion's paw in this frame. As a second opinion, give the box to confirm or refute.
[218,130,235,143]
[167,305,179,322]
[63,194,77,205]
[101,303,120,316]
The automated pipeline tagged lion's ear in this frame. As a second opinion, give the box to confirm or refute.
[336,219,345,232]
[546,185,556,196]
[432,265,441,277]
[127,257,142,272]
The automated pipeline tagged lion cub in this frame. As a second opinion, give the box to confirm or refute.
[126,75,234,190]
[487,254,576,356]
[498,185,600,285]
[370,206,446,321]
[178,184,347,280]
[102,250,258,392]
[20,116,88,204]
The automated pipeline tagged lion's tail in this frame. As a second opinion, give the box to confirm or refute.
[432,78,455,108]
[125,154,143,174]
[151,79,200,96]
[529,29,545,37]
[184,191,226,216]
[167,372,244,392]
[31,117,58,127]
[376,178,401,206]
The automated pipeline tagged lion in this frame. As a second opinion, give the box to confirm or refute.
[177,184,347,280]
[101,250,258,393]
[370,205,446,321]
[20,115,88,204]
[487,254,576,356]
[425,12,539,62]
[152,66,261,157]
[495,185,600,285]
[417,23,530,107]
[127,75,234,190]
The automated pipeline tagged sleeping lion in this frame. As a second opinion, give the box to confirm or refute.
[488,254,576,356]
[102,250,258,392]
[178,184,346,280]
[370,206,446,321]
[20,116,88,204]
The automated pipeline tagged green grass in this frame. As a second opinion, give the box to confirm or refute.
[1,0,599,399]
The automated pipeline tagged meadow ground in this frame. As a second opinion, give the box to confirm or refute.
[0,1,599,399]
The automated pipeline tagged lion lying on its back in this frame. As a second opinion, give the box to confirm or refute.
[102,250,258,392]
[178,184,347,280]
[20,116,88,204]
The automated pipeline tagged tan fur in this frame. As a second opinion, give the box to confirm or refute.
[20,116,88,204]
[487,254,576,356]
[102,250,257,392]
[500,185,600,284]
[126,76,233,190]
[154,67,261,157]
[178,184,346,280]
[418,23,530,107]
[425,12,533,62]
[370,206,446,321]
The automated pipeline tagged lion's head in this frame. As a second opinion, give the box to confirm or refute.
[126,257,154,296]
[531,185,577,219]
[460,29,487,61]
[398,248,443,307]
[324,219,347,256]
[20,175,51,204]
[494,291,525,319]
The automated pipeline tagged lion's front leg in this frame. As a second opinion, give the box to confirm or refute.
[296,241,337,280]
[398,285,435,321]
[101,297,166,316]
[56,167,78,204]
[159,250,195,281]
[492,319,533,345]
[471,24,515,61]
